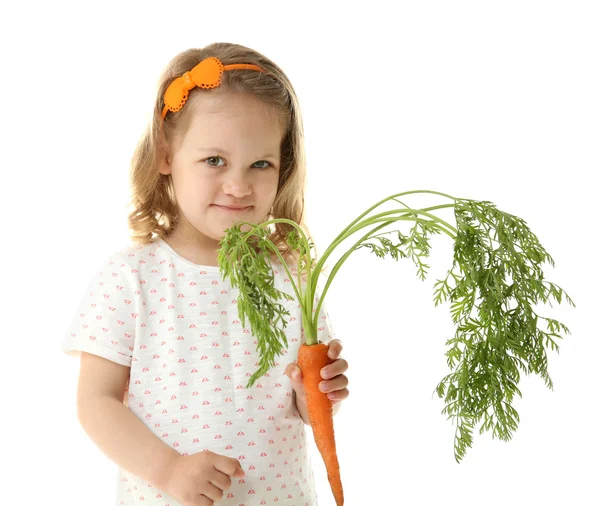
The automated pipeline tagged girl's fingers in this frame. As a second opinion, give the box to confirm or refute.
[327,339,343,359]
[321,359,348,379]
[320,375,349,393]
[328,388,350,403]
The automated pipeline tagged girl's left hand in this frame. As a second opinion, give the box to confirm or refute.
[284,339,350,405]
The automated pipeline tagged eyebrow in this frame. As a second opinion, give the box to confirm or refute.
[197,147,277,158]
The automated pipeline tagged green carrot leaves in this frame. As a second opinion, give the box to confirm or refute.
[217,191,575,463]
[217,222,296,388]
[430,198,575,462]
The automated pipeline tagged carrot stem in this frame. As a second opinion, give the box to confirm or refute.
[298,341,344,506]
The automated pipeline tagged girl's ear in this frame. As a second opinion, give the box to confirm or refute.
[158,140,172,176]
[158,154,171,176]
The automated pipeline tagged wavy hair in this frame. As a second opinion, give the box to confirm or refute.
[126,42,327,276]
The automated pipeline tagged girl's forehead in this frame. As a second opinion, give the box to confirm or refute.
[192,90,272,116]
[183,95,284,138]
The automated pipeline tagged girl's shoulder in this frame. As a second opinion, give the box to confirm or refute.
[95,238,164,283]
[108,238,160,265]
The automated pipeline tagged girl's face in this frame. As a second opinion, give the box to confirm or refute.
[159,91,283,262]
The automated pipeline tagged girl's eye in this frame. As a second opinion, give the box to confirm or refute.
[205,156,225,167]
[253,160,272,169]
[204,156,272,169]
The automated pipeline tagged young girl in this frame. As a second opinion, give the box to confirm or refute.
[61,42,350,506]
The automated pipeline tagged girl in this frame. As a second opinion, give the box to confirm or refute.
[61,42,350,506]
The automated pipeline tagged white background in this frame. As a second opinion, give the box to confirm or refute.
[2,1,598,505]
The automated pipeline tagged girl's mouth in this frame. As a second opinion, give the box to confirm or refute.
[213,205,252,212]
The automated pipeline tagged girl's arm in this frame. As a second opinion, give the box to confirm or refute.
[76,352,180,490]
[78,395,181,490]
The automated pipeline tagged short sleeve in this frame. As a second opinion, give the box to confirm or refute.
[60,253,136,367]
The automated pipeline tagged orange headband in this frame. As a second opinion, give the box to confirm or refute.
[161,56,266,124]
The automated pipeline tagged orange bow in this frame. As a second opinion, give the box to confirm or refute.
[161,56,266,122]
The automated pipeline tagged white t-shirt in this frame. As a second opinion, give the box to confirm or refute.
[61,237,337,506]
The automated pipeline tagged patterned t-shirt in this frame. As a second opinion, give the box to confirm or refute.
[61,237,337,506]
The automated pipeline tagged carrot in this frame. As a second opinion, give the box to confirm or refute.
[298,341,344,506]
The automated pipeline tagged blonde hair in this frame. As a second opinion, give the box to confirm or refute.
[126,42,327,275]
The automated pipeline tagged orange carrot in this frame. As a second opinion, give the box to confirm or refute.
[298,341,344,506]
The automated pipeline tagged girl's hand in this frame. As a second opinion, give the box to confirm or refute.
[284,339,350,405]
[163,450,245,506]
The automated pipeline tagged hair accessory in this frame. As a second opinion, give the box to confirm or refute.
[161,56,266,123]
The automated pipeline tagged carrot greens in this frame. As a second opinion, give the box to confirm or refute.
[217,190,575,462]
